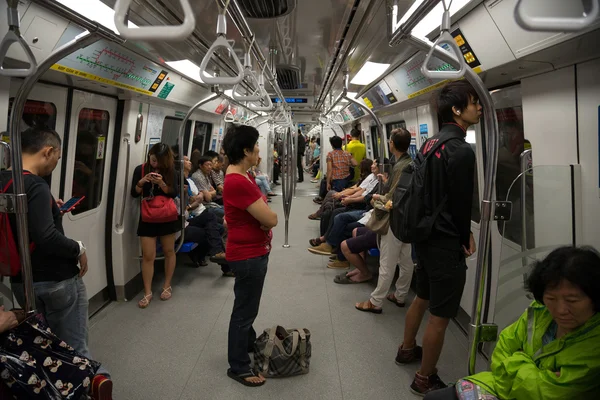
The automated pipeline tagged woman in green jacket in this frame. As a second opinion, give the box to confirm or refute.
[425,246,600,400]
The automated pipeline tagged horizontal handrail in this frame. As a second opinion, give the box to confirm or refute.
[113,0,196,40]
[248,93,273,111]
[514,0,599,32]
[0,0,38,77]
[199,14,244,85]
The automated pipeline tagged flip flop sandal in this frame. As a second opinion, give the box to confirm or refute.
[227,369,265,387]
[334,275,368,284]
[160,286,172,301]
[138,293,152,309]
[309,238,322,246]
[308,214,320,220]
[387,294,406,307]
[355,300,382,314]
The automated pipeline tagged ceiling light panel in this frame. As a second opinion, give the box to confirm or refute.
[350,62,390,86]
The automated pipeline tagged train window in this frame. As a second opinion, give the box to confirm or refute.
[184,121,213,157]
[492,86,533,247]
[5,99,57,185]
[71,108,110,215]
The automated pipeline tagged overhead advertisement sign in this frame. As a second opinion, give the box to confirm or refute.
[362,80,398,110]
[50,39,169,96]
[388,29,482,100]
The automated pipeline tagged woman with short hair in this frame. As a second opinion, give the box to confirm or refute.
[222,125,278,387]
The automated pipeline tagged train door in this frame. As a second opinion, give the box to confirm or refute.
[8,82,68,198]
[62,90,117,314]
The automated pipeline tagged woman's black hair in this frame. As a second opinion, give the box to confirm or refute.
[329,135,343,149]
[221,124,259,165]
[436,80,479,123]
[526,246,600,311]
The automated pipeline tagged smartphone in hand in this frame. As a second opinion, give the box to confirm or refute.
[59,196,85,213]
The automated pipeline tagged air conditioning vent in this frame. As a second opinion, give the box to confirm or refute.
[276,64,301,90]
[238,0,296,19]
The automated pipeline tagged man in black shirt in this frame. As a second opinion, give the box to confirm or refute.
[297,129,306,182]
[1,127,112,399]
[395,81,480,396]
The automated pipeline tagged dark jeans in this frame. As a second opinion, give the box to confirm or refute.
[326,210,364,248]
[319,179,327,198]
[331,178,347,192]
[227,253,269,375]
[320,207,347,237]
[424,386,458,400]
[185,211,224,257]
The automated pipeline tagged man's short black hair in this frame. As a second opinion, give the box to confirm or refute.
[437,81,479,123]
[390,128,411,153]
[329,136,343,149]
[204,150,219,159]
[526,246,600,312]
[198,155,213,167]
[221,124,259,165]
[351,128,361,138]
[21,127,61,154]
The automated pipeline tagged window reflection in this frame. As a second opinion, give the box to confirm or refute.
[71,108,109,215]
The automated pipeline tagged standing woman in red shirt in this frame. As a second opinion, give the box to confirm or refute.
[222,125,278,387]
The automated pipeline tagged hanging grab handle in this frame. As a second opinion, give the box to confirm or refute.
[113,0,196,40]
[332,112,344,124]
[421,7,466,80]
[0,1,38,77]
[199,14,244,85]
[248,91,273,111]
[514,0,599,32]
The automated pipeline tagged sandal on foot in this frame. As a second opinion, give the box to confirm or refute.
[160,286,172,301]
[387,294,406,307]
[222,271,235,277]
[227,369,265,387]
[334,274,370,284]
[138,293,152,309]
[309,237,323,246]
[355,300,382,314]
[308,213,320,220]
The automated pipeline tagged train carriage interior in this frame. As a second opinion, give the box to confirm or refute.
[0,0,599,398]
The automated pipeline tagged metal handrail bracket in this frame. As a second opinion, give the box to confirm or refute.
[389,0,441,46]
[0,0,38,77]
[403,34,500,375]
[116,138,131,229]
[113,0,196,40]
[199,14,244,85]
[8,31,101,313]
[514,0,599,32]
[421,4,466,80]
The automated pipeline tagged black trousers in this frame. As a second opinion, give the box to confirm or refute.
[297,153,304,181]
[273,160,280,183]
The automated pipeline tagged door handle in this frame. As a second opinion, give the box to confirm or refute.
[116,138,131,229]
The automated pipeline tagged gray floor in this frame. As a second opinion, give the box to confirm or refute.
[89,181,485,400]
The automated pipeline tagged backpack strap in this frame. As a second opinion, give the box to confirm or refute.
[422,135,461,162]
[2,172,32,193]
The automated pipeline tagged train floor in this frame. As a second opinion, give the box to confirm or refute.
[88,180,486,400]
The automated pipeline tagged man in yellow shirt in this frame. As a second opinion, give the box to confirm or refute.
[345,128,366,182]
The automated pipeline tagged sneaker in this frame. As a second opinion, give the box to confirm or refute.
[410,370,447,397]
[308,243,333,255]
[210,252,227,264]
[327,260,350,269]
[91,375,113,400]
[395,344,423,365]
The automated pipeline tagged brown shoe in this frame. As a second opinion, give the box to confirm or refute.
[409,370,447,397]
[308,243,333,255]
[395,344,423,365]
[327,260,350,269]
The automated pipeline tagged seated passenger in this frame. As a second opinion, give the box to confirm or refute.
[251,157,276,198]
[191,155,223,205]
[307,207,368,258]
[309,159,376,220]
[425,246,600,400]
[2,127,112,398]
[131,143,179,308]
[333,226,377,283]
[355,128,413,313]
[326,135,357,192]
[205,150,224,194]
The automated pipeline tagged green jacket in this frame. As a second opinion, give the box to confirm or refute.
[467,301,600,399]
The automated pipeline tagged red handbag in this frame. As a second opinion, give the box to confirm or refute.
[140,164,178,223]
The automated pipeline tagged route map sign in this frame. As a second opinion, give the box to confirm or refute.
[50,39,169,96]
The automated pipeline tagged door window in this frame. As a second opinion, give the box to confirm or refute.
[71,108,110,215]
[184,121,212,157]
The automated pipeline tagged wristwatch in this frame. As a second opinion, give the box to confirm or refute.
[77,241,86,257]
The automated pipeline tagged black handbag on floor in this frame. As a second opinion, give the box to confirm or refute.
[0,312,100,399]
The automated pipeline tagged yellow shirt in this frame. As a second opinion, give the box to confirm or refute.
[345,139,366,181]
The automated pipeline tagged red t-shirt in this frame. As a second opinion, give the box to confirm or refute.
[223,173,272,262]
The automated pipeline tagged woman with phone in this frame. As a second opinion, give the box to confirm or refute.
[131,143,179,308]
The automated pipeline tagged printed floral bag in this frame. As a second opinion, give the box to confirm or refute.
[456,379,499,400]
[0,312,100,399]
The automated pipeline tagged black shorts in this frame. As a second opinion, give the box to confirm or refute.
[345,227,378,254]
[414,240,467,318]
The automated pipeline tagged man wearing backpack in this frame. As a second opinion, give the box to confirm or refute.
[0,127,112,399]
[395,81,480,396]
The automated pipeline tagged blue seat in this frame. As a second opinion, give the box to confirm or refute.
[368,248,380,257]
[156,241,197,254]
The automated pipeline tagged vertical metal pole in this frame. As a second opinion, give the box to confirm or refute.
[520,149,532,281]
[282,127,293,247]
[267,121,274,181]
[8,32,100,313]
[293,127,298,198]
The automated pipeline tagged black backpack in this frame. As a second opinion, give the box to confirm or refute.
[390,136,458,243]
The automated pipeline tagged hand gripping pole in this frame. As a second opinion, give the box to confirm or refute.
[113,0,196,40]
